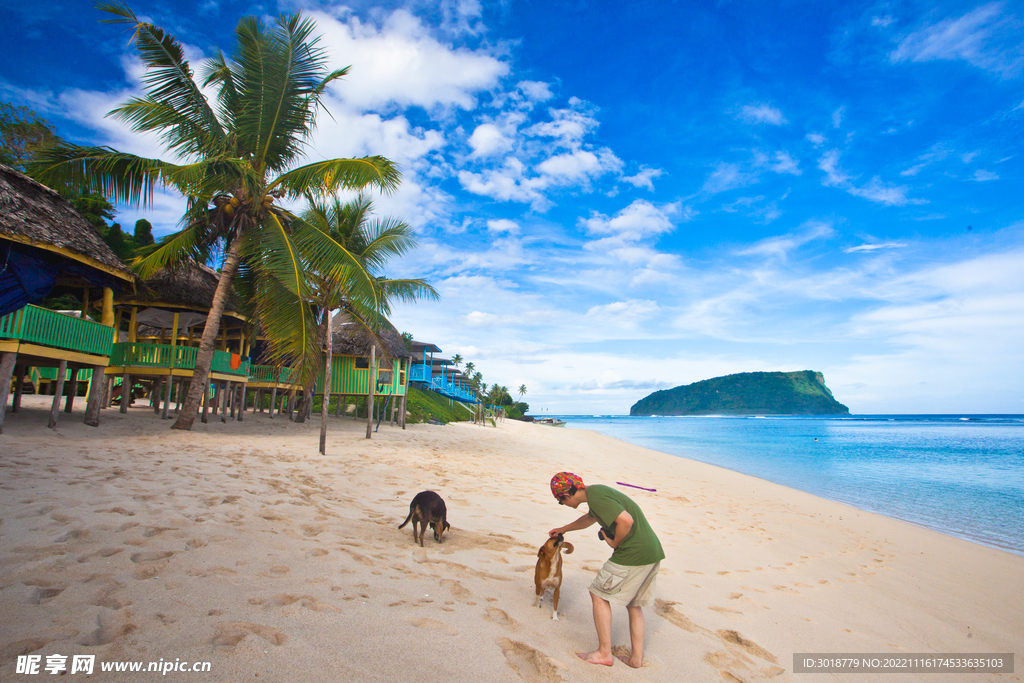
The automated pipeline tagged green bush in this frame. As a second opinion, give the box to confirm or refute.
[405,386,474,424]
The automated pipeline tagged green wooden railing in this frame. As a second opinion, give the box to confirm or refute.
[0,305,114,357]
[246,358,406,395]
[109,342,249,377]
[248,365,296,385]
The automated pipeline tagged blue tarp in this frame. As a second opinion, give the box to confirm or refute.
[0,242,124,318]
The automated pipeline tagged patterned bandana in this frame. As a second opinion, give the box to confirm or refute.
[550,472,584,499]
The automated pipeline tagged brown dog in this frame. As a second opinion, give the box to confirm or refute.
[398,491,450,547]
[534,533,574,619]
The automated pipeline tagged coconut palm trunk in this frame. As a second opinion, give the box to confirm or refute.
[319,313,333,454]
[295,315,330,423]
[172,235,244,430]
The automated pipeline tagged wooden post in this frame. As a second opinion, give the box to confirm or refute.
[103,375,112,409]
[82,287,90,320]
[269,386,277,419]
[365,345,376,439]
[287,391,295,420]
[336,395,343,418]
[152,377,162,412]
[64,367,79,413]
[201,380,210,423]
[222,382,229,423]
[48,360,68,429]
[84,364,105,427]
[237,383,246,422]
[161,375,173,419]
[176,381,184,413]
[128,306,138,343]
[12,365,25,413]
[163,311,178,420]
[101,287,114,327]
[0,352,17,434]
[120,373,131,413]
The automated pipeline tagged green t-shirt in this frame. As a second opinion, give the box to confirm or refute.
[586,484,665,566]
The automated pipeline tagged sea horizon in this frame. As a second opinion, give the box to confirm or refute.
[551,414,1024,557]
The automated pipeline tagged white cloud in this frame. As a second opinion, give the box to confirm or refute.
[845,242,908,253]
[739,103,787,125]
[581,200,681,242]
[310,9,508,112]
[973,169,1000,181]
[872,15,896,27]
[585,299,661,330]
[832,106,846,129]
[818,150,924,206]
[890,2,1024,77]
[737,221,833,260]
[702,162,755,194]
[806,132,827,145]
[486,218,519,233]
[517,80,553,102]
[622,166,664,191]
[468,123,512,157]
[771,151,801,175]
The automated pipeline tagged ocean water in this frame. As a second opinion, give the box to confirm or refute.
[556,415,1024,556]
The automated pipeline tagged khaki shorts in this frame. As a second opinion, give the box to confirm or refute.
[588,560,660,607]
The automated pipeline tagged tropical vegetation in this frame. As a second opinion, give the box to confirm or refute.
[29,4,401,431]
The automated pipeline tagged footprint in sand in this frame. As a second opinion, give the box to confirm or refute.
[130,550,173,563]
[212,622,287,649]
[440,578,472,601]
[27,586,64,605]
[718,630,777,664]
[654,599,699,633]
[484,607,516,628]
[497,638,565,683]
[409,618,458,636]
[78,611,137,647]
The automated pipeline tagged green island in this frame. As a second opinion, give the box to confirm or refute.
[630,371,849,416]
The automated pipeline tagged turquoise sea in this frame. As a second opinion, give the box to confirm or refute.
[556,415,1024,556]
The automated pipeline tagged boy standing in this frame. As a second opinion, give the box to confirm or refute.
[548,472,664,668]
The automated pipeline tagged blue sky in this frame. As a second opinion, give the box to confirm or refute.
[2,0,1022,413]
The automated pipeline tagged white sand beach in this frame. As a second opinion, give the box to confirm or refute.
[1,397,1021,682]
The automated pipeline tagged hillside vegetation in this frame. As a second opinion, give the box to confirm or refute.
[630,371,849,416]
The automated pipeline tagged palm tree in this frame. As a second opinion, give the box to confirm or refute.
[464,361,475,377]
[518,384,527,399]
[30,5,399,431]
[451,353,463,369]
[293,194,437,451]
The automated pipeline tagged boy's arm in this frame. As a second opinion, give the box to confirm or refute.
[550,514,598,537]
[604,510,634,549]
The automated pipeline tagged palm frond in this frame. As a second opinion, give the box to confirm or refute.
[28,143,165,204]
[99,2,225,153]
[271,157,401,197]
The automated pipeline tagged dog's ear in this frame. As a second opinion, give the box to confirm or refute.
[537,546,545,558]
[562,542,574,554]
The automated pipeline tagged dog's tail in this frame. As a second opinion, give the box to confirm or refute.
[398,507,414,529]
[562,542,575,554]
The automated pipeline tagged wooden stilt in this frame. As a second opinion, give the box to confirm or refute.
[161,375,173,419]
[229,382,237,419]
[0,352,18,434]
[84,364,105,427]
[269,387,277,419]
[201,381,209,423]
[220,382,228,423]
[48,360,68,429]
[12,365,25,413]
[366,345,376,439]
[287,391,295,420]
[64,367,79,413]
[237,384,246,422]
[120,373,131,413]
[176,381,184,412]
[152,378,162,413]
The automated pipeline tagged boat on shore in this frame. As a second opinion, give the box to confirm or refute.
[535,417,566,427]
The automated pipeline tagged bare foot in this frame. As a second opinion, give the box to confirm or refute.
[615,653,643,668]
[576,651,614,666]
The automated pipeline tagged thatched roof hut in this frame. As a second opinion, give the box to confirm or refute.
[331,310,412,361]
[0,163,133,316]
[127,263,242,314]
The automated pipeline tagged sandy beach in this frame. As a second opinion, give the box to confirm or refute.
[1,397,1021,683]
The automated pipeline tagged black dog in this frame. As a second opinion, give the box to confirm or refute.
[398,491,450,547]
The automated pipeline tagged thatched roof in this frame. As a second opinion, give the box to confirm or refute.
[331,310,412,360]
[130,263,242,314]
[0,163,132,280]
